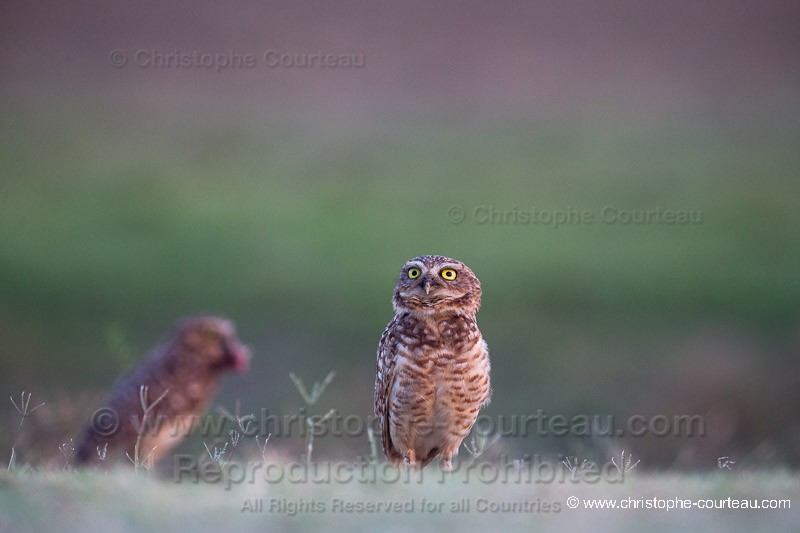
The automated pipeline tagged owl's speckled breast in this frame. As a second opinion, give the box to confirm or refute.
[393,312,481,354]
[375,255,491,470]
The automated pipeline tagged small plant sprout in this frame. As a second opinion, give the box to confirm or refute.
[562,456,598,478]
[611,450,640,474]
[366,426,378,465]
[289,371,335,406]
[255,433,271,463]
[7,391,45,471]
[305,410,335,465]
[58,439,75,470]
[126,385,168,473]
[511,457,529,472]
[462,432,500,468]
[217,401,256,463]
[229,430,242,450]
[290,371,337,463]
[717,456,736,470]
[94,443,108,473]
[203,441,229,465]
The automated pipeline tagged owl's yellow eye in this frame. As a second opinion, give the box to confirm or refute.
[407,267,421,279]
[440,268,457,281]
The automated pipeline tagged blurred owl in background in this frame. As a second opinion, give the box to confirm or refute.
[74,316,250,466]
[374,255,491,470]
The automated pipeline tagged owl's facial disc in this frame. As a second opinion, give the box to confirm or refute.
[393,255,481,316]
[403,262,462,299]
[183,317,251,374]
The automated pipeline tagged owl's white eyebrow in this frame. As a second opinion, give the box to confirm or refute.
[405,261,426,270]
[438,264,460,270]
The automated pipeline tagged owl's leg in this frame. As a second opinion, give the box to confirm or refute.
[402,449,417,469]
[439,455,454,472]
[390,413,419,468]
[438,438,464,472]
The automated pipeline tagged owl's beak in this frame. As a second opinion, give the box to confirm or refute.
[422,277,432,295]
[224,341,251,373]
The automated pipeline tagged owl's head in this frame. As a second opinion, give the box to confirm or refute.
[172,316,251,374]
[392,255,482,316]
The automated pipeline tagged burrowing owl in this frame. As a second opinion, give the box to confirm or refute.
[75,316,250,466]
[374,255,491,470]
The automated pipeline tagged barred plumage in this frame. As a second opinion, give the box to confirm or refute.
[374,255,491,470]
[74,316,250,466]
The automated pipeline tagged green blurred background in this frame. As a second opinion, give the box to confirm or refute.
[1,0,798,468]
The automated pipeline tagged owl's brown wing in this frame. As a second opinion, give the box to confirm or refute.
[374,316,402,462]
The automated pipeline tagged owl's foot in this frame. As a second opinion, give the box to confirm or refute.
[440,457,453,472]
[402,450,417,469]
